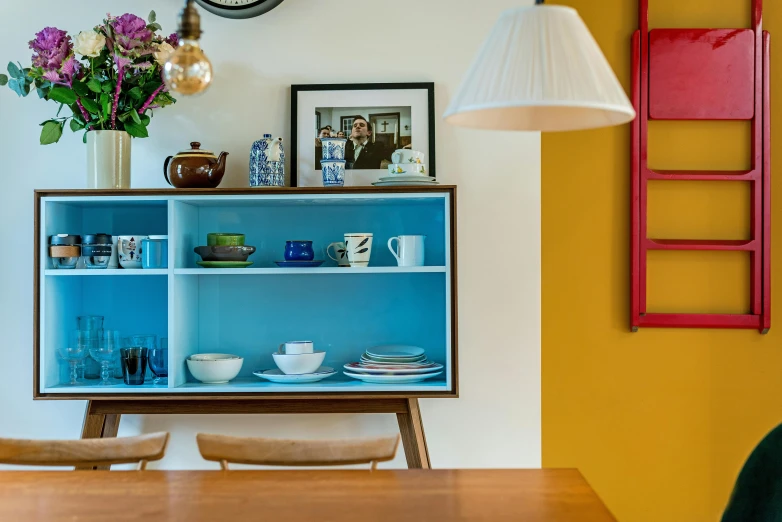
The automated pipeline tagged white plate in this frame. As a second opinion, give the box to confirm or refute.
[253,367,336,383]
[372,181,439,187]
[343,370,443,384]
[365,345,426,358]
[361,356,429,366]
[344,362,443,375]
[379,176,436,182]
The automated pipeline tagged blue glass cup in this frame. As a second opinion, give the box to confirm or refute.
[284,240,315,261]
[148,338,168,385]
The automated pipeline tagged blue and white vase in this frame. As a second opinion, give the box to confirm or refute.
[320,137,347,160]
[322,160,346,186]
[250,134,285,187]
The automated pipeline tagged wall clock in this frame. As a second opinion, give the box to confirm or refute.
[194,0,286,19]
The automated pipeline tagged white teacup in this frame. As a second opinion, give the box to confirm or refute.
[345,233,373,268]
[391,149,425,165]
[388,163,428,175]
[117,235,148,269]
[326,242,350,267]
[278,341,314,355]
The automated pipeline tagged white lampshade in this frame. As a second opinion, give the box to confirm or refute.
[444,5,636,132]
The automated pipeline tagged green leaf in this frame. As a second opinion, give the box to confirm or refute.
[83,131,88,144]
[48,87,77,105]
[56,103,64,117]
[36,87,47,99]
[100,93,111,118]
[102,81,114,93]
[8,78,29,97]
[0,74,8,86]
[147,23,162,32]
[80,97,100,114]
[72,80,90,97]
[148,10,156,23]
[124,121,148,138]
[40,120,63,145]
[87,78,102,93]
[70,119,84,132]
[7,62,22,79]
[130,109,141,125]
[139,114,151,126]
[142,81,162,94]
[128,86,144,100]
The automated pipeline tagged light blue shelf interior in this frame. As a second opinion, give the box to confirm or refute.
[43,274,168,389]
[171,272,447,386]
[173,198,446,269]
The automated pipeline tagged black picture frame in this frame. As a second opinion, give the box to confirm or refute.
[290,82,436,187]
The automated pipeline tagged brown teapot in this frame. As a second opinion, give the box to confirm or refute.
[164,142,228,188]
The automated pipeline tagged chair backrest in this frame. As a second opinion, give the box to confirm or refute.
[0,432,169,470]
[196,433,400,470]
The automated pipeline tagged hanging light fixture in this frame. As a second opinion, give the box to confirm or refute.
[444,0,635,132]
[163,0,213,96]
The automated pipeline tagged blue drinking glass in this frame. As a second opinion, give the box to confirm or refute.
[149,337,168,385]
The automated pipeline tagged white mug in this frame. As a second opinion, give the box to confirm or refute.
[326,242,350,267]
[117,235,148,269]
[388,235,426,267]
[344,233,373,268]
[278,341,314,355]
[391,149,425,165]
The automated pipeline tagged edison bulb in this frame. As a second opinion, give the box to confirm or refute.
[163,39,213,96]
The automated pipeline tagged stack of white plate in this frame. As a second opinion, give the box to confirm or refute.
[372,176,439,187]
[343,345,443,384]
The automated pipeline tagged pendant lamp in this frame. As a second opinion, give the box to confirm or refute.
[444,0,635,132]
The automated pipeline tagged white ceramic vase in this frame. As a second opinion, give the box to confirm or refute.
[86,130,131,189]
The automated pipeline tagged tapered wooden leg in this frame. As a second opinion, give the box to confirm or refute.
[396,398,431,469]
[80,402,122,470]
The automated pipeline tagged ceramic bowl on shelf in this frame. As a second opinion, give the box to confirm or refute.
[194,245,257,262]
[186,353,243,383]
[207,233,245,246]
[272,351,326,375]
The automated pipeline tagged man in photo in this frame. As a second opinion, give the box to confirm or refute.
[315,126,331,169]
[345,116,389,170]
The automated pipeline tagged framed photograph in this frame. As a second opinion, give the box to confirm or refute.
[291,83,436,187]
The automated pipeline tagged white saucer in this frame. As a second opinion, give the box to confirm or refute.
[253,367,336,383]
[380,175,436,182]
[344,362,443,375]
[372,180,439,187]
[365,345,426,358]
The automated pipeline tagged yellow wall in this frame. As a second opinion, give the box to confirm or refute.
[542,1,782,520]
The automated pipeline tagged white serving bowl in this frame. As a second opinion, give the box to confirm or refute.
[186,353,243,384]
[272,351,326,375]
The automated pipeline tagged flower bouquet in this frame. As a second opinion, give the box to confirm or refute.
[0,11,176,145]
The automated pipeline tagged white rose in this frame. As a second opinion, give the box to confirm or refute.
[154,42,176,66]
[73,31,106,58]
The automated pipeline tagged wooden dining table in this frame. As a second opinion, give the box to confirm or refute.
[0,469,616,521]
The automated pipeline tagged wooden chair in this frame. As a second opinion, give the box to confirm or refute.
[0,432,169,470]
[196,433,400,470]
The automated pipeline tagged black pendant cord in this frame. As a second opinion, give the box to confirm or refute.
[535,0,545,4]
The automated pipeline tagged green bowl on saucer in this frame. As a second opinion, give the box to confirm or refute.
[207,233,245,246]
[197,261,253,269]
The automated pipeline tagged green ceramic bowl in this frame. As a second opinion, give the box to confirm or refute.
[207,233,245,246]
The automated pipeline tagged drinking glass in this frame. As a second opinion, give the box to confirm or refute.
[77,315,104,332]
[149,337,168,385]
[77,315,104,379]
[90,330,120,386]
[59,331,89,385]
[120,335,155,385]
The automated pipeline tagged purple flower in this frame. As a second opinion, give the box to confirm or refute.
[165,32,179,47]
[111,13,152,51]
[29,27,72,70]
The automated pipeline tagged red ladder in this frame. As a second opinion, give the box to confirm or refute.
[631,0,771,333]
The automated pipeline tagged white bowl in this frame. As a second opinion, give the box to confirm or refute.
[272,351,326,375]
[186,353,243,383]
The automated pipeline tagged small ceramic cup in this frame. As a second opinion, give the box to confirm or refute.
[322,160,346,187]
[344,233,373,267]
[326,242,350,267]
[320,137,347,160]
[142,236,168,269]
[278,341,314,355]
[284,240,315,261]
[388,235,426,267]
[387,163,427,175]
[207,233,245,246]
[117,235,148,269]
[391,149,425,165]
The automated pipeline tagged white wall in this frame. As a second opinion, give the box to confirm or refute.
[0,0,540,469]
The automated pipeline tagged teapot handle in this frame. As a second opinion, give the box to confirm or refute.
[163,156,173,186]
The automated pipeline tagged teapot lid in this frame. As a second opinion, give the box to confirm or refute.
[176,142,215,159]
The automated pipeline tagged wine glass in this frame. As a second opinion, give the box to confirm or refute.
[90,330,120,386]
[148,337,168,385]
[59,331,89,385]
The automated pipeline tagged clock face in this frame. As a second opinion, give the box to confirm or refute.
[195,0,286,19]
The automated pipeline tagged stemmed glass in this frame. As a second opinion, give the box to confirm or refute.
[59,331,89,385]
[90,330,120,386]
[149,337,168,385]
